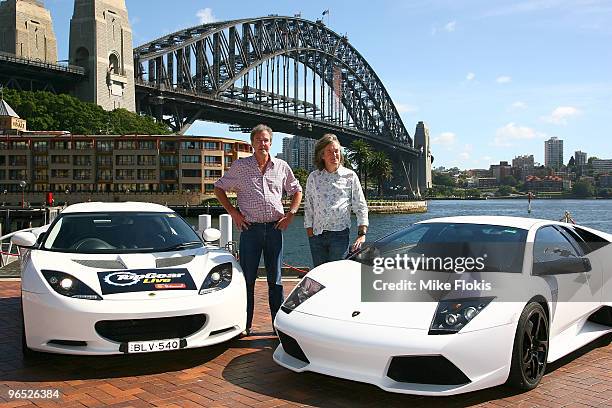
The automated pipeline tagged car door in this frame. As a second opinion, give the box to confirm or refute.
[532,226,597,338]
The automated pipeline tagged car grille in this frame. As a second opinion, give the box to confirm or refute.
[156,256,195,268]
[387,355,471,385]
[95,314,206,342]
[277,330,309,364]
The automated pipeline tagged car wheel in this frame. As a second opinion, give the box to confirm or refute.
[507,302,549,390]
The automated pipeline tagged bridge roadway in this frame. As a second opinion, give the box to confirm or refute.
[0,279,610,407]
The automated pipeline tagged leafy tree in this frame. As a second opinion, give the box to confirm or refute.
[572,180,594,198]
[346,139,372,198]
[466,188,481,198]
[432,172,455,187]
[293,168,309,191]
[3,89,171,135]
[597,188,612,198]
[501,175,518,186]
[368,151,393,197]
[496,185,513,196]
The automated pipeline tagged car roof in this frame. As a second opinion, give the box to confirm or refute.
[61,202,173,214]
[417,216,548,230]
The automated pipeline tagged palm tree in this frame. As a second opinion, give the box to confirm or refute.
[369,151,393,197]
[347,139,372,198]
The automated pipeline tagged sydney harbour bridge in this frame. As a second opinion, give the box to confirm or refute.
[0,3,431,195]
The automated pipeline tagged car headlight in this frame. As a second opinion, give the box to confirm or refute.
[41,270,102,300]
[281,277,325,314]
[429,297,494,334]
[199,262,233,294]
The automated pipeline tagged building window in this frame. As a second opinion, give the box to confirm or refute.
[74,141,93,150]
[116,140,137,150]
[182,155,201,164]
[73,155,92,166]
[116,155,136,165]
[160,141,177,151]
[33,156,47,166]
[97,169,112,181]
[224,156,232,167]
[51,155,71,164]
[160,155,177,166]
[180,141,202,150]
[137,155,157,166]
[203,141,219,150]
[205,183,215,193]
[137,169,157,180]
[204,169,222,178]
[182,169,202,178]
[223,143,233,152]
[32,141,48,151]
[97,156,113,166]
[9,155,27,166]
[160,170,177,180]
[73,169,92,180]
[34,169,48,181]
[51,169,70,178]
[96,141,113,152]
[204,156,222,166]
[116,169,135,180]
[51,141,71,150]
[10,141,28,150]
[140,140,156,150]
[181,183,201,192]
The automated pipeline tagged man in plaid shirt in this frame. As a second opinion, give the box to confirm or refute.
[214,124,302,337]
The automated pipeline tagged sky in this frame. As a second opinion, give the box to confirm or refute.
[44,0,612,169]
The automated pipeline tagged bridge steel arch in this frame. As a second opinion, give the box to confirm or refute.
[133,16,420,158]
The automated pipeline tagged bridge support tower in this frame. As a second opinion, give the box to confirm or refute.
[69,0,135,111]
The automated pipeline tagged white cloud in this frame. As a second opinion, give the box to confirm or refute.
[510,101,527,110]
[444,21,457,32]
[481,156,493,164]
[396,103,419,113]
[466,72,475,81]
[496,76,512,84]
[459,144,473,160]
[196,8,216,24]
[540,106,581,125]
[494,123,546,147]
[431,132,456,147]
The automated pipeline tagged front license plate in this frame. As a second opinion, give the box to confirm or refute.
[127,338,181,353]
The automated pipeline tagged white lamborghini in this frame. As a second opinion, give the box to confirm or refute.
[273,216,612,395]
[12,202,246,356]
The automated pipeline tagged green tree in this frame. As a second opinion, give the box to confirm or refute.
[501,175,518,186]
[432,172,455,187]
[368,151,393,197]
[466,188,481,198]
[346,139,372,198]
[572,181,594,198]
[293,168,309,191]
[496,185,513,196]
[3,89,171,135]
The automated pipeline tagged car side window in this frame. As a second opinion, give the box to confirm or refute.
[533,226,581,264]
[557,226,588,255]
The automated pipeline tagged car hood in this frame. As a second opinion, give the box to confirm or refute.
[29,247,229,300]
[291,260,445,330]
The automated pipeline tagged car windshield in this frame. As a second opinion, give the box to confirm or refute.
[42,212,202,253]
[351,222,528,273]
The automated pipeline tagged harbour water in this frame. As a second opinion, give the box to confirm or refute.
[188,199,612,268]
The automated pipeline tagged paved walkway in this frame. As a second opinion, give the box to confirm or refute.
[0,280,610,408]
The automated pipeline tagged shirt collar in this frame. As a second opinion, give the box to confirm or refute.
[321,165,349,175]
[250,154,275,168]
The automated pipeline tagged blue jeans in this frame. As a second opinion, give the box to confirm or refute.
[308,228,350,268]
[239,222,284,330]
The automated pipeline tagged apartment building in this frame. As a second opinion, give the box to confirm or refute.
[0,133,251,194]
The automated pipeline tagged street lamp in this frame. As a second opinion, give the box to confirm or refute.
[19,180,27,208]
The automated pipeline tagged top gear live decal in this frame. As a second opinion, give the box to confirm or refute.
[98,268,196,294]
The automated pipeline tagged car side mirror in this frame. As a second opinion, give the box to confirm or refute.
[11,231,37,248]
[202,228,222,243]
[533,257,591,275]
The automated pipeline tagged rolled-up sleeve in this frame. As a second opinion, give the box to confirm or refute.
[214,160,240,192]
[351,172,369,226]
[283,164,302,195]
[303,173,315,229]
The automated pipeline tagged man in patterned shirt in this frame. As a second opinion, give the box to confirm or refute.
[214,124,302,337]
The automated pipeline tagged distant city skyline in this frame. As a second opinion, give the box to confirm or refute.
[39,1,612,167]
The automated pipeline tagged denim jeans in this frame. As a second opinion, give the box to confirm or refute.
[308,228,350,268]
[239,222,284,330]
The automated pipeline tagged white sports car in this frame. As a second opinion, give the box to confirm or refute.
[12,202,246,356]
[273,216,611,395]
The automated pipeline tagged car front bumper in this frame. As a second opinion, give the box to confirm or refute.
[273,309,516,396]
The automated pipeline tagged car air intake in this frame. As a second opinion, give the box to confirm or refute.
[156,256,195,268]
[387,356,471,385]
[95,314,206,342]
[48,340,87,347]
[72,259,126,269]
[277,330,309,364]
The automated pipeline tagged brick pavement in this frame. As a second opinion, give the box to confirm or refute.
[0,280,610,408]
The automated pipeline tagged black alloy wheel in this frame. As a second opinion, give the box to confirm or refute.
[507,302,549,390]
